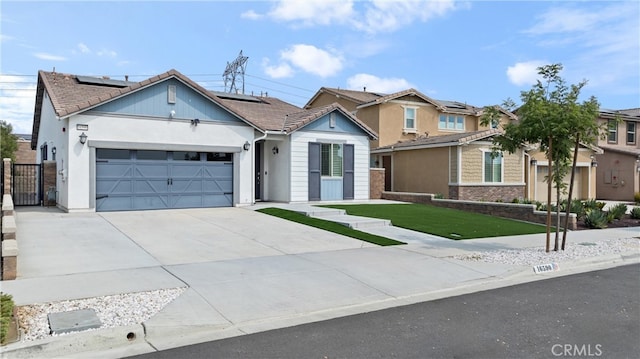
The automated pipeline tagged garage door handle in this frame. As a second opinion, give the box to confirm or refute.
[167,178,173,185]
[96,195,109,200]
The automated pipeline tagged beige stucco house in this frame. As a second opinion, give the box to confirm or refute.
[306,87,599,202]
[594,108,640,201]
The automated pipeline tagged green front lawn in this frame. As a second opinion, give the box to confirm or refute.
[322,203,549,240]
[257,207,405,246]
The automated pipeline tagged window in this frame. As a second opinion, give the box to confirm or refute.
[404,107,416,131]
[607,120,617,143]
[439,114,464,130]
[40,143,48,161]
[97,149,130,160]
[173,151,200,161]
[626,121,636,144]
[484,152,503,183]
[137,150,167,160]
[206,152,232,162]
[321,143,343,177]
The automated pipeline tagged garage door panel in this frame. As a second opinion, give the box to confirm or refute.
[96,150,234,211]
[136,164,169,177]
[97,164,133,177]
[97,180,134,194]
[133,195,170,210]
[203,193,233,207]
[134,179,169,194]
[97,196,133,211]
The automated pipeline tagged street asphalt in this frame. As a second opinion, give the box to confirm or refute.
[0,200,638,359]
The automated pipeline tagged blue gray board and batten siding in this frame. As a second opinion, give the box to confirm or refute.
[91,78,243,123]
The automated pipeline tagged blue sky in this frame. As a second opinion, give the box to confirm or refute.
[1,0,639,135]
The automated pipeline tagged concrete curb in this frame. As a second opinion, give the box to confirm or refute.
[2,253,638,358]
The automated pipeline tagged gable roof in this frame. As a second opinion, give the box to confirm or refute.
[305,87,510,118]
[600,108,640,121]
[303,87,384,108]
[31,69,378,148]
[372,129,502,153]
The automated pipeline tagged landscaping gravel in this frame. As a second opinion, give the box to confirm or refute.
[454,237,640,265]
[15,287,186,342]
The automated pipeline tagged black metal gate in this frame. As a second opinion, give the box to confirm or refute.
[12,164,42,206]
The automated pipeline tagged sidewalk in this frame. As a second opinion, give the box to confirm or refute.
[1,202,638,359]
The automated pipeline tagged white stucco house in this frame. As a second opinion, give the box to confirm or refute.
[31,69,377,212]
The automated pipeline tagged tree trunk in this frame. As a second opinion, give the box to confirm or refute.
[546,136,552,253]
[562,134,580,250]
[554,182,560,251]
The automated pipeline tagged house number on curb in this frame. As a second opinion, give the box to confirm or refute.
[533,263,559,274]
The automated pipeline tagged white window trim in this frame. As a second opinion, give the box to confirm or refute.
[626,121,636,145]
[481,149,504,183]
[438,114,465,132]
[402,106,417,133]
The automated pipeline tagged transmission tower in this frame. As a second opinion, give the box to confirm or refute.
[223,50,249,94]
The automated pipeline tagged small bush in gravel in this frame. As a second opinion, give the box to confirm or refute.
[608,203,628,220]
[1,293,14,344]
[584,209,608,229]
[635,192,640,204]
[631,207,640,219]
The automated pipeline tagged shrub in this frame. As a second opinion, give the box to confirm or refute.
[631,207,640,219]
[635,192,640,204]
[1,293,14,344]
[582,199,600,211]
[434,193,444,199]
[608,203,628,220]
[584,209,608,229]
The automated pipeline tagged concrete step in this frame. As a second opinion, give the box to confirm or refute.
[313,214,391,229]
[288,206,346,218]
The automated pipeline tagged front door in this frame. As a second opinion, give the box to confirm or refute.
[382,155,392,191]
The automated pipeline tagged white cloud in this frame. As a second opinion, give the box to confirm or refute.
[33,52,66,61]
[240,9,262,20]
[262,58,294,78]
[0,34,14,43]
[523,3,639,98]
[247,0,458,33]
[346,73,414,93]
[97,49,117,58]
[506,61,546,86]
[266,0,355,27]
[0,75,37,135]
[265,44,344,78]
[77,43,91,53]
[356,0,457,34]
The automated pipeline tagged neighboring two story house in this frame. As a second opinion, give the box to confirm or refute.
[595,108,640,201]
[305,87,599,203]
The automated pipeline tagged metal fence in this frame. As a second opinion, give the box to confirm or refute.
[12,164,42,206]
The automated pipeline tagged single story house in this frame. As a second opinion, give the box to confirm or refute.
[31,69,377,212]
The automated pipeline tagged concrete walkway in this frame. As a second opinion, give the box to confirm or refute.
[1,202,638,359]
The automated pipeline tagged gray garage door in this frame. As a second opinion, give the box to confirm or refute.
[96,149,233,211]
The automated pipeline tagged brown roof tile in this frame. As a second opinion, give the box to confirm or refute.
[374,129,501,151]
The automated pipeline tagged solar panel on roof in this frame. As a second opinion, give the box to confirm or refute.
[211,91,264,103]
[76,75,133,88]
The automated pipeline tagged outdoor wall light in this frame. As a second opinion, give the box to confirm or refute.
[591,160,598,167]
[79,132,88,145]
[272,146,279,155]
[170,110,176,119]
[52,147,56,155]
[530,159,537,166]
[243,141,251,151]
[190,118,200,126]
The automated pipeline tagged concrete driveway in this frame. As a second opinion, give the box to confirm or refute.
[14,206,375,279]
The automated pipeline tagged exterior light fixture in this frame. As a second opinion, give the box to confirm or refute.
[243,141,251,151]
[79,132,88,145]
[530,159,537,166]
[190,118,200,126]
[272,146,279,155]
[591,160,598,167]
[170,110,176,118]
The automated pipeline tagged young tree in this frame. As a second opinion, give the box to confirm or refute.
[1,120,18,161]
[482,63,602,252]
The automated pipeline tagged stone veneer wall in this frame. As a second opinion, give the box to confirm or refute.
[370,168,385,199]
[382,191,576,230]
[449,185,525,202]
